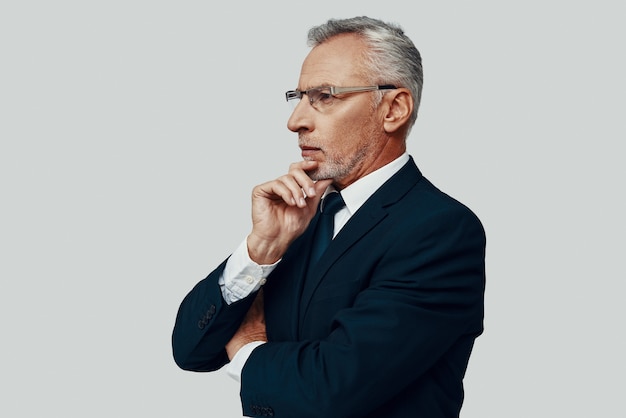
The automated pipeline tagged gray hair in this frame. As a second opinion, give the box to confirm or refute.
[307,16,424,131]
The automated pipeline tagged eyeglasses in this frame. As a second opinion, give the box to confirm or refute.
[285,84,397,110]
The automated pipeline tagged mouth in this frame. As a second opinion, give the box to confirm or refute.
[300,145,322,160]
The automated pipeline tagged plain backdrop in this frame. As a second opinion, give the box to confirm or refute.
[1,1,624,417]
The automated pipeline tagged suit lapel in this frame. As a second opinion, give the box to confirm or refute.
[298,158,423,326]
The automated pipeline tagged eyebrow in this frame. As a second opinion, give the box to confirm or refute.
[297,85,333,91]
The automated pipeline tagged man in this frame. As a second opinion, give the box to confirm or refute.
[172,16,485,418]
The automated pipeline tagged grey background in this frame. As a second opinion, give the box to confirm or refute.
[1,1,624,417]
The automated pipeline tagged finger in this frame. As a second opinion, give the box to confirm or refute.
[288,161,319,198]
[314,178,333,195]
[303,178,333,209]
[275,173,311,207]
[254,179,300,207]
[259,174,319,209]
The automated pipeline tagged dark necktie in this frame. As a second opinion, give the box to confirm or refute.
[309,192,345,266]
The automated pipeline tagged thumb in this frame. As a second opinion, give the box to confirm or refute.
[310,179,333,206]
[307,179,333,210]
[314,178,333,195]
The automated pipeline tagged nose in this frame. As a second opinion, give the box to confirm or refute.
[287,99,313,133]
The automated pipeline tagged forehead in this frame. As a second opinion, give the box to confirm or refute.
[298,33,368,88]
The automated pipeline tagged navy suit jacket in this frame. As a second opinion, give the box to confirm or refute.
[172,157,486,417]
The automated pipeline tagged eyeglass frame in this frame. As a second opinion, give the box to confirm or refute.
[285,84,397,108]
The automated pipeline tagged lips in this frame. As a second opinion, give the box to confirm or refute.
[300,145,321,159]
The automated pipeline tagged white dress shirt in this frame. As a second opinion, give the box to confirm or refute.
[219,153,410,381]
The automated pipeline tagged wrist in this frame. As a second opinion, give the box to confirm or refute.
[225,341,266,382]
[246,233,287,265]
[226,333,267,360]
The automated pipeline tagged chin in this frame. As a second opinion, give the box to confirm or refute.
[311,170,340,183]
[308,161,345,182]
[308,170,326,181]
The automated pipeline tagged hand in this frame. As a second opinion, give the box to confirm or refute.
[226,289,267,360]
[247,161,332,265]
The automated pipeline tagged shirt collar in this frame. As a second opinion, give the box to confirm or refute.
[323,152,410,216]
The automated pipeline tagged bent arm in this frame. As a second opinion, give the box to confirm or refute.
[172,164,330,372]
[171,259,257,371]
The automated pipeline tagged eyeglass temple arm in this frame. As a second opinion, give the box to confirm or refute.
[331,85,397,94]
[285,85,397,101]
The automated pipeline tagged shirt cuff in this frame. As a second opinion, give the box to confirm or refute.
[225,341,265,383]
[219,238,280,304]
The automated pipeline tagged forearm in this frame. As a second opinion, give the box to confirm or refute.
[171,261,255,371]
[173,237,279,369]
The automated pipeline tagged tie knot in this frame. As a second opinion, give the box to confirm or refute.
[321,192,345,217]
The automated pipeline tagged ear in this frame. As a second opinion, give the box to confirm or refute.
[382,88,413,134]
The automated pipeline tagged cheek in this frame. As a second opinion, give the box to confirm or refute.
[328,125,360,158]
[350,115,379,147]
[322,105,378,156]
[318,119,347,150]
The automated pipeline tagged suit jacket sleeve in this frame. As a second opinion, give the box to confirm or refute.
[171,258,257,372]
[240,203,486,417]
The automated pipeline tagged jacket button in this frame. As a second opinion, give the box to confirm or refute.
[197,320,205,329]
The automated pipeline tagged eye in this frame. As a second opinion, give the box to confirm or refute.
[306,88,334,108]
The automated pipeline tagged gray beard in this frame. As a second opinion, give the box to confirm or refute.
[306,146,368,182]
